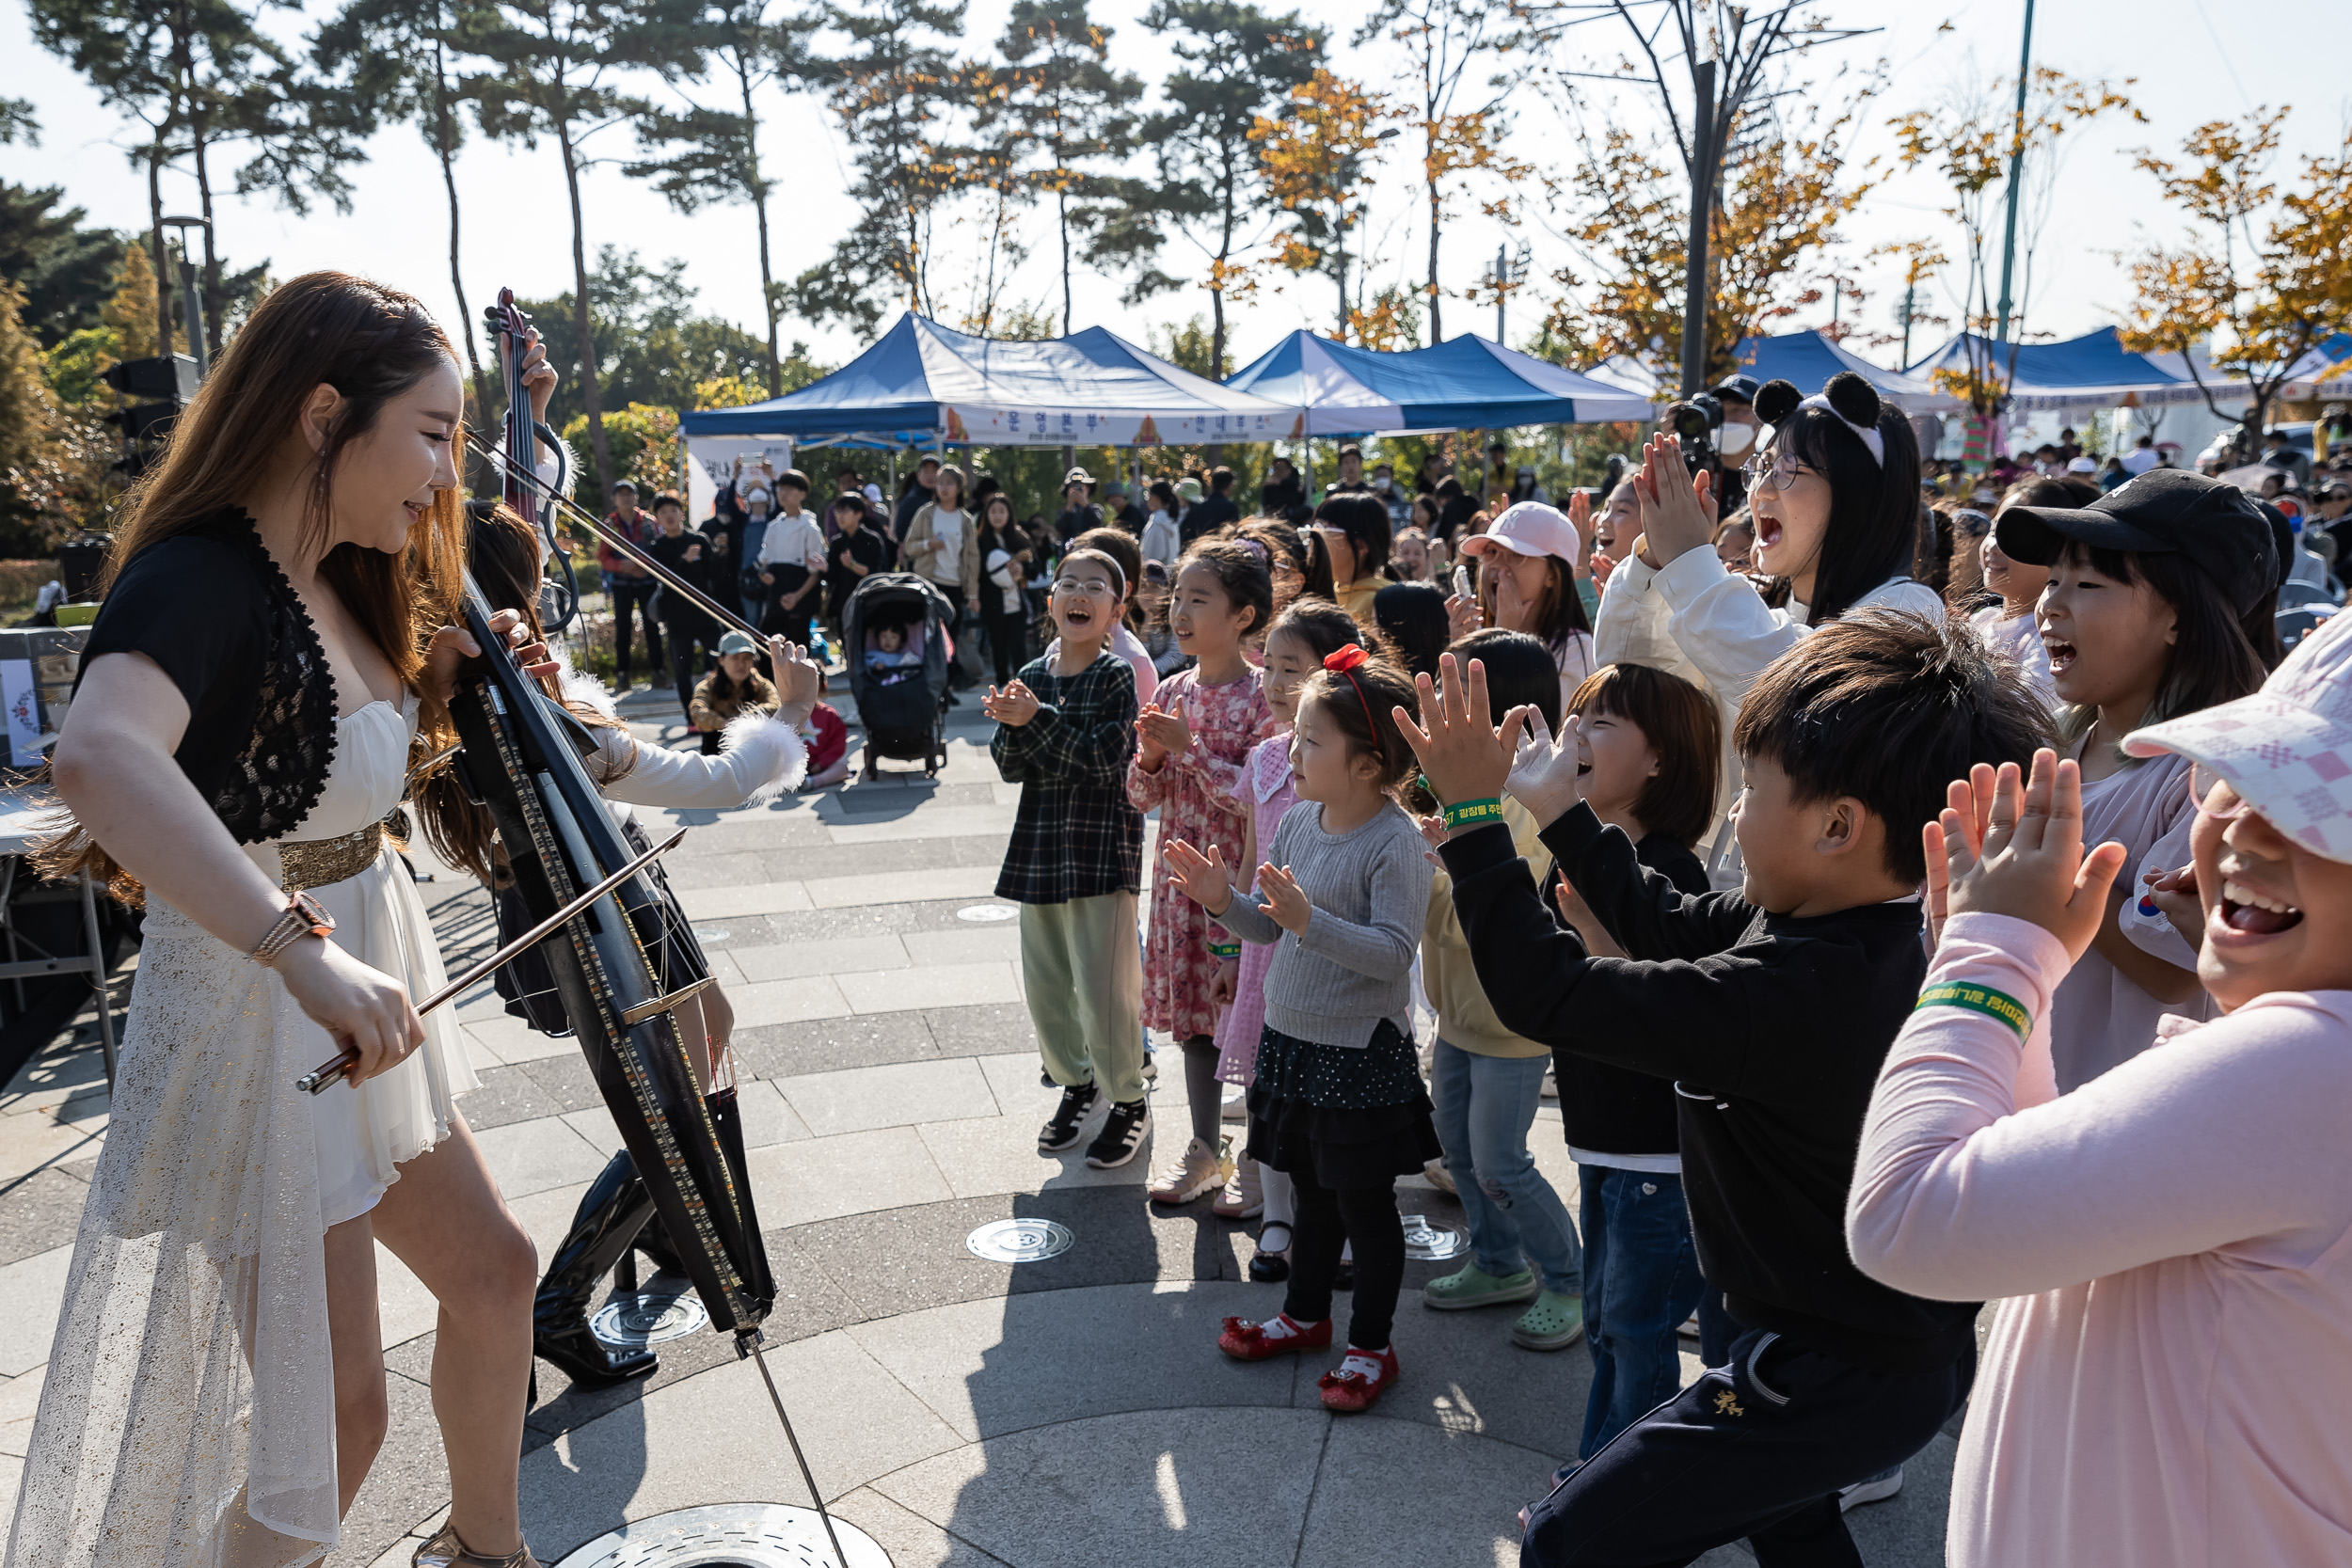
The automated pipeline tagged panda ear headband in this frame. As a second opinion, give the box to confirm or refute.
[1753,372,1885,467]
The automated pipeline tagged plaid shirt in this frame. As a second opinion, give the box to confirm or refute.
[992,648,1143,904]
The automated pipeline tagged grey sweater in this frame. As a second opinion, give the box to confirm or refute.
[1216,799,1434,1049]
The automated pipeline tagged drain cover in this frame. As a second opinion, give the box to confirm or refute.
[965,1217,1073,1262]
[590,1288,710,1350]
[1400,1213,1468,1261]
[552,1502,892,1568]
[956,903,1018,922]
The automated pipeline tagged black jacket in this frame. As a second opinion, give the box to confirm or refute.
[1182,491,1239,543]
[1554,833,1710,1162]
[1259,473,1306,517]
[1442,804,1978,1373]
[645,528,719,635]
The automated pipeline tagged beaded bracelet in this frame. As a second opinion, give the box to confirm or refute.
[1440,797,1506,833]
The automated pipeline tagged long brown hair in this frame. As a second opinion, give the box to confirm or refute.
[416,502,630,884]
[101,271,469,676]
[41,272,469,896]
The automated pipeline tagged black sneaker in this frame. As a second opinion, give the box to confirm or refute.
[1038,1083,1098,1152]
[1085,1099,1151,1168]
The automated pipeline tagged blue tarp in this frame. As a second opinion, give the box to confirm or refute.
[1727,329,1960,413]
[1223,330,1656,434]
[680,313,1303,446]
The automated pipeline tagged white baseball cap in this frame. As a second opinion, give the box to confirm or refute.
[2126,603,2352,862]
[1458,501,1582,566]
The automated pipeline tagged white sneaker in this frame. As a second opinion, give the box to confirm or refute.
[1212,1156,1264,1218]
[1839,1467,1903,1511]
[1148,1136,1233,1205]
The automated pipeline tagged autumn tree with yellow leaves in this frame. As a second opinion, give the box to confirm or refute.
[1888,67,2138,420]
[2118,107,2352,447]
[1248,70,1399,338]
[1540,98,1878,389]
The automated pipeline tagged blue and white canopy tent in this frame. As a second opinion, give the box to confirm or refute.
[680,312,1303,448]
[1906,327,2212,415]
[679,312,1306,517]
[1727,329,1961,414]
[1222,330,1655,435]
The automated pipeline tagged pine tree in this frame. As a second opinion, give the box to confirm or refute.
[464,0,707,499]
[627,0,821,395]
[1139,0,1324,378]
[796,0,970,333]
[986,0,1140,334]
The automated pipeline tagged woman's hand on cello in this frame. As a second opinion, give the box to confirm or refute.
[422,609,533,703]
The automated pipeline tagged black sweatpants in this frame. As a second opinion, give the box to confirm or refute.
[1521,1326,1972,1568]
[1282,1166,1406,1353]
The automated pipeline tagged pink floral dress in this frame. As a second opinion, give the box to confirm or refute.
[1129,666,1277,1039]
[1214,732,1298,1085]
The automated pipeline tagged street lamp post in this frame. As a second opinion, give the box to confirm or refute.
[159,215,213,379]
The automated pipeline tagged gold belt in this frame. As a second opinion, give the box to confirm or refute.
[278,823,389,891]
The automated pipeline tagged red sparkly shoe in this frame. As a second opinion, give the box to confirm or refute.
[1218,1312,1333,1361]
[1318,1344,1400,1413]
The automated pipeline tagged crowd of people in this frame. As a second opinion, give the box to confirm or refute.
[980,366,2352,1565]
[9,264,2349,1568]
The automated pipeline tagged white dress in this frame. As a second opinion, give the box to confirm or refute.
[7,691,474,1568]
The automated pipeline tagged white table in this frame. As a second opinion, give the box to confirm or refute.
[0,784,119,1084]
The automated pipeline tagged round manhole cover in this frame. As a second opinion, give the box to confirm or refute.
[552,1502,892,1567]
[956,903,1018,922]
[590,1289,710,1350]
[965,1217,1073,1262]
[1400,1213,1468,1261]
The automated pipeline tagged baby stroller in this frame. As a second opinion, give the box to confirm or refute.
[844,572,955,779]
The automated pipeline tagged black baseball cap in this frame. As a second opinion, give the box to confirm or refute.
[1994,468,2278,617]
[1709,373,1761,406]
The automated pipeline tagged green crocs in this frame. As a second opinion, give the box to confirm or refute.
[1422,1261,1539,1311]
[1511,1290,1586,1351]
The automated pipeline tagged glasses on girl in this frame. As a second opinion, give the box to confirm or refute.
[1053,572,1116,597]
[1740,451,1814,493]
[2190,763,2256,822]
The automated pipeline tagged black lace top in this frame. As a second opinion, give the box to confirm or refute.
[79,509,340,843]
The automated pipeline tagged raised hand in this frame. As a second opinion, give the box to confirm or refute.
[1254,862,1311,934]
[1392,653,1521,811]
[771,636,822,724]
[982,680,1040,727]
[1922,765,1997,943]
[1160,838,1233,913]
[1443,590,1481,641]
[1504,707,1586,828]
[1938,749,2129,960]
[1633,432,1716,565]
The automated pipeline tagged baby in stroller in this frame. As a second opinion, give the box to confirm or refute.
[864,621,925,686]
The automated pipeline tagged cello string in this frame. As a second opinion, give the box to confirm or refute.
[749,1337,853,1568]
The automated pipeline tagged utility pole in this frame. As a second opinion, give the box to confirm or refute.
[161,216,213,378]
[1678,45,1718,395]
[1899,279,1917,366]
[1495,244,1508,341]
[1994,0,2036,342]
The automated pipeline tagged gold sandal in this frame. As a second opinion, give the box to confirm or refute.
[412,1524,541,1568]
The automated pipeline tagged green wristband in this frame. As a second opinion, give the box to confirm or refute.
[1442,797,1506,833]
[1914,982,2031,1040]
[1205,939,1241,960]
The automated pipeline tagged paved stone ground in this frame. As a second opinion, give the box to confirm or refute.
[0,685,1957,1568]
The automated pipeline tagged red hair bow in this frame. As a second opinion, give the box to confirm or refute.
[1321,642,1382,758]
[1324,644,1370,673]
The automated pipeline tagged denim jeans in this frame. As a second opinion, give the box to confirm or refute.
[1429,1039,1581,1294]
[1576,1164,1709,1458]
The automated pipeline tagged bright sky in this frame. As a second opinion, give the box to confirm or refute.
[8,0,2347,381]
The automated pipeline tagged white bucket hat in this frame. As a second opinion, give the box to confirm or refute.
[2125,603,2352,862]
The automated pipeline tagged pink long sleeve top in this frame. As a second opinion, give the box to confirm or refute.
[1847,911,2352,1568]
